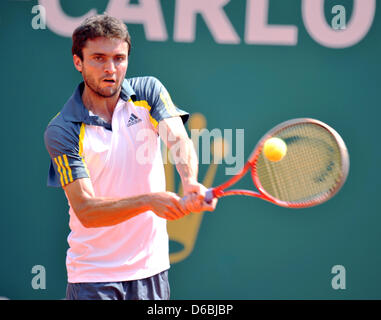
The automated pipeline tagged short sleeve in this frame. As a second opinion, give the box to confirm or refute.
[150,78,189,124]
[130,76,189,125]
[44,123,90,188]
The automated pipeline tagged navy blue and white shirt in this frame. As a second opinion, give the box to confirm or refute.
[44,76,188,283]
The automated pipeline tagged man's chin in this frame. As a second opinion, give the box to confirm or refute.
[98,90,118,98]
[97,85,120,98]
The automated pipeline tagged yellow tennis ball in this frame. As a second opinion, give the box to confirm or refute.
[263,137,287,162]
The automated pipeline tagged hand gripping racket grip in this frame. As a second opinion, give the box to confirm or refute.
[204,189,214,204]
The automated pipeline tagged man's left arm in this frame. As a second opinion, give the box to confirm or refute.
[158,117,217,212]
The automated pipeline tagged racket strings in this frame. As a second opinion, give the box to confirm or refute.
[255,123,344,205]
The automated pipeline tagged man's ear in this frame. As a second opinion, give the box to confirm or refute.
[73,55,83,73]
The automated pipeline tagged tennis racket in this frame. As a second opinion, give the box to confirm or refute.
[204,118,349,208]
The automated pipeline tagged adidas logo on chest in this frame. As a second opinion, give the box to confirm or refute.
[127,113,142,127]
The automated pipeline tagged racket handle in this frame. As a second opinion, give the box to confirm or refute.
[204,189,214,204]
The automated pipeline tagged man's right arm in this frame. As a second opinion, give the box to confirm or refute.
[44,122,192,228]
[63,177,190,228]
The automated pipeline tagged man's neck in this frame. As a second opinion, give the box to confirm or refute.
[82,85,120,123]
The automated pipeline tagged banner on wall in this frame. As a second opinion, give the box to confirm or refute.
[33,0,376,48]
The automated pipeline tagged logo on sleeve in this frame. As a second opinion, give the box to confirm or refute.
[127,113,142,127]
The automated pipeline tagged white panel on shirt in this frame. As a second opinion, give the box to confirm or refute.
[66,99,170,283]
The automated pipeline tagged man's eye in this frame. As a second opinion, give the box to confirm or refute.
[94,56,104,62]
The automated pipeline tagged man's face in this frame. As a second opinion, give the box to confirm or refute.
[74,37,128,98]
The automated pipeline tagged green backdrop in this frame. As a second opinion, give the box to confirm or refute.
[0,0,380,299]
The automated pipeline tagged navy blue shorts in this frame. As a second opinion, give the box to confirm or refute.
[66,270,170,300]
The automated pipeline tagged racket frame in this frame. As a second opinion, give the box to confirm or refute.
[208,118,350,208]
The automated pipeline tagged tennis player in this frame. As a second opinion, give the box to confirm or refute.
[44,14,216,300]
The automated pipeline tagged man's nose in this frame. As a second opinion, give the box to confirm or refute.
[104,59,116,73]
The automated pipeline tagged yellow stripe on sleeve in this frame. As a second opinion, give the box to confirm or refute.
[134,100,159,128]
[57,156,69,185]
[54,157,64,187]
[63,154,73,183]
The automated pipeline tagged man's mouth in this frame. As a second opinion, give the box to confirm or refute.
[103,78,116,84]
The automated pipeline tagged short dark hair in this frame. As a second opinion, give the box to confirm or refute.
[72,14,131,60]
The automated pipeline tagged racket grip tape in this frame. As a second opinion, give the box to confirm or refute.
[204,189,214,204]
